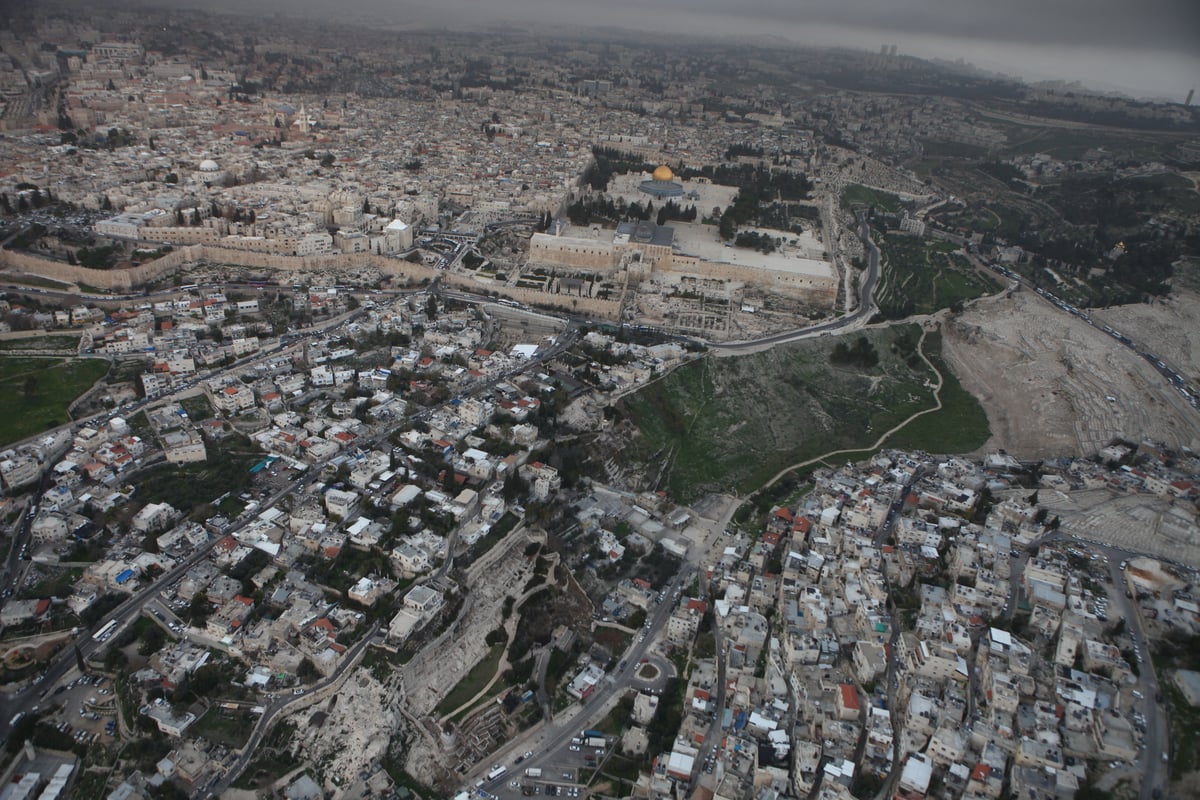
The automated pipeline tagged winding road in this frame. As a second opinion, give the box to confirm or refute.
[709,211,881,352]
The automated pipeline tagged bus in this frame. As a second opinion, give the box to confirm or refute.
[486,765,508,782]
[92,620,118,642]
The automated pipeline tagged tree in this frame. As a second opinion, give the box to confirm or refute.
[319,152,336,168]
[503,470,527,502]
[718,208,737,240]
[297,657,319,681]
[188,592,213,626]
[138,623,166,656]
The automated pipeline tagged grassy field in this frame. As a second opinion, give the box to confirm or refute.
[916,139,988,159]
[875,236,998,319]
[179,394,214,421]
[0,334,81,351]
[135,442,260,516]
[1000,126,1172,162]
[192,707,254,748]
[3,275,74,291]
[887,332,991,454]
[232,722,299,790]
[933,203,1026,240]
[435,642,507,717]
[842,183,905,213]
[0,357,109,445]
[1163,681,1199,780]
[623,324,993,501]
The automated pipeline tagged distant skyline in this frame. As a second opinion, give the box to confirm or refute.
[73,0,1200,99]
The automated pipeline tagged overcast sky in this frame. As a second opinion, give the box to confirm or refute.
[179,0,1200,98]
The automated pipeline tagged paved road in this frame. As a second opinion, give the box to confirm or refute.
[211,622,380,796]
[476,568,692,798]
[972,264,1199,412]
[0,292,580,759]
[1006,531,1167,799]
[0,459,327,739]
[0,302,417,739]
[689,572,726,789]
[1069,538,1167,800]
[709,211,881,352]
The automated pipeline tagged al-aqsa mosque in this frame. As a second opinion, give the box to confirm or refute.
[638,165,685,199]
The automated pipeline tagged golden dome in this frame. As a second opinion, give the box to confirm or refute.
[652,165,674,182]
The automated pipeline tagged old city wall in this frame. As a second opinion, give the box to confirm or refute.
[0,247,202,290]
[658,257,839,306]
[441,273,622,320]
[528,232,619,272]
[1,246,625,317]
[0,246,440,289]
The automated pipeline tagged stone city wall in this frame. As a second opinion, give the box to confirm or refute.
[1,246,625,317]
[660,257,839,305]
[528,232,619,272]
[442,273,622,320]
[0,247,190,290]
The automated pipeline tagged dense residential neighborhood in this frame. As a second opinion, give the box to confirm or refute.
[0,3,1199,800]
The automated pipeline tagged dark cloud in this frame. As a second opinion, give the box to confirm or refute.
[109,0,1200,96]
[348,0,1199,53]
[650,0,1200,51]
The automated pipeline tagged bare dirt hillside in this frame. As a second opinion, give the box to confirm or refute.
[941,290,1200,458]
[1090,289,1200,385]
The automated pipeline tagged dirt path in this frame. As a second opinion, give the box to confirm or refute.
[436,615,518,724]
[752,323,943,494]
[436,552,563,724]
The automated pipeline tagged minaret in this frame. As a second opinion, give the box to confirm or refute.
[299,103,309,135]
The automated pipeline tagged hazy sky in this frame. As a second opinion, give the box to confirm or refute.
[174,0,1200,98]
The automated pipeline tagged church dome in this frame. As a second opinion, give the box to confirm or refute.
[652,165,674,182]
[198,159,220,172]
